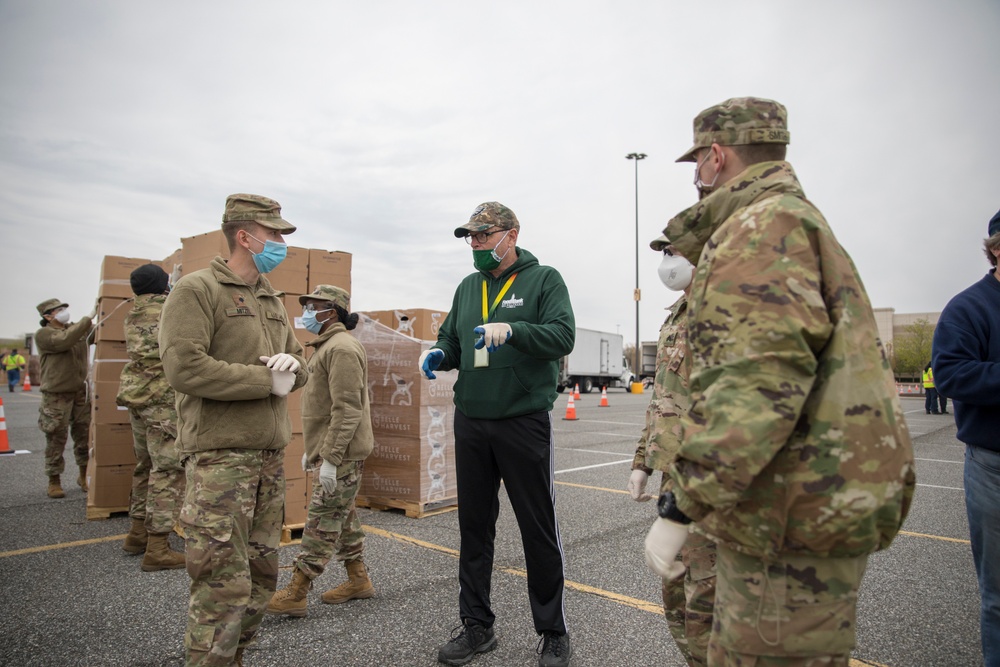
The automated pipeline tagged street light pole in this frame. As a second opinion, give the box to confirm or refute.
[625,152,646,385]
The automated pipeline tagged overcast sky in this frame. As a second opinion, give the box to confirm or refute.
[2,1,997,349]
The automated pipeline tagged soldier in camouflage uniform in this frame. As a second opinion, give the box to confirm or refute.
[35,298,94,499]
[116,264,186,571]
[644,98,916,666]
[160,194,308,667]
[628,234,714,666]
[267,285,375,618]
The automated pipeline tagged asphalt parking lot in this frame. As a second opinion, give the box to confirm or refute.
[0,389,983,666]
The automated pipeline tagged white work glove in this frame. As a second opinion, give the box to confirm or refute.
[301,452,309,472]
[474,323,512,353]
[260,353,301,373]
[268,369,295,397]
[627,470,653,502]
[319,460,338,494]
[644,518,689,580]
[419,349,445,380]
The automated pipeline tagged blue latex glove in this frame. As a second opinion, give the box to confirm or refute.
[419,349,445,380]
[474,323,512,353]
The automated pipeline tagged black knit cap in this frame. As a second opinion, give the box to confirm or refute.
[989,208,1000,237]
[130,264,170,296]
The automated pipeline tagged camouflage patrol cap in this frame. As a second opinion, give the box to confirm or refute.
[454,201,520,238]
[649,233,670,251]
[676,97,790,163]
[222,193,296,233]
[298,284,350,311]
[37,298,68,316]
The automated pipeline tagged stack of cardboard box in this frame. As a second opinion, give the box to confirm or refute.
[86,232,353,530]
[351,316,458,514]
[361,308,448,341]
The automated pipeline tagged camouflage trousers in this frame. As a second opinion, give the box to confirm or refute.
[128,406,185,535]
[180,449,284,667]
[295,459,366,580]
[707,547,867,667]
[38,389,90,477]
[660,475,717,667]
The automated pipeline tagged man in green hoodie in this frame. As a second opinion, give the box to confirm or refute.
[422,202,575,667]
[643,98,916,666]
[160,193,308,667]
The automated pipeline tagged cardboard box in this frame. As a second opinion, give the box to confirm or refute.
[95,298,130,343]
[90,422,137,466]
[94,340,128,360]
[352,317,458,506]
[98,256,151,299]
[92,381,130,424]
[307,250,352,293]
[284,474,310,526]
[268,245,309,294]
[93,359,127,383]
[181,230,309,293]
[86,459,134,507]
[159,248,183,280]
[361,308,448,341]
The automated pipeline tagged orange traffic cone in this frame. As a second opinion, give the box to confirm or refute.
[0,397,12,455]
[562,393,578,421]
[22,373,31,392]
[573,383,580,400]
[599,386,609,407]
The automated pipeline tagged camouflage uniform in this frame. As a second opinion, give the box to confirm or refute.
[297,460,366,577]
[159,194,307,667]
[664,98,916,665]
[35,307,93,478]
[117,293,184,535]
[633,292,715,667]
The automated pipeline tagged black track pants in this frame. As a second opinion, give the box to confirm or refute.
[454,409,568,635]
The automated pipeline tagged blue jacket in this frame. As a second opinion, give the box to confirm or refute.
[932,270,1000,451]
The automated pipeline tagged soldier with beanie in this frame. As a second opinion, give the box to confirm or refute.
[35,297,96,498]
[159,194,308,667]
[932,208,1000,667]
[267,284,375,618]
[644,98,916,666]
[117,263,186,571]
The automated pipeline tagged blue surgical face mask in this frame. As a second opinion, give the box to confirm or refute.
[247,233,287,274]
[301,307,333,334]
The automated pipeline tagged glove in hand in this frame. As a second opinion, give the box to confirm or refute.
[627,470,652,502]
[260,353,300,373]
[644,517,689,580]
[473,323,512,353]
[269,369,295,397]
[419,349,445,380]
[319,460,338,494]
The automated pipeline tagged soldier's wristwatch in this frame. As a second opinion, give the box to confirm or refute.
[657,491,693,524]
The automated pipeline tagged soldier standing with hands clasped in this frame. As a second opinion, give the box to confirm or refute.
[644,98,916,666]
[628,232,714,666]
[160,194,307,667]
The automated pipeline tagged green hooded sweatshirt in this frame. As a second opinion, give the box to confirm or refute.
[434,247,575,420]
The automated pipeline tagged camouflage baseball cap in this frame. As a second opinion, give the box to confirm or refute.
[649,233,671,251]
[676,97,790,163]
[454,201,520,238]
[298,284,350,311]
[221,193,296,233]
[37,298,68,316]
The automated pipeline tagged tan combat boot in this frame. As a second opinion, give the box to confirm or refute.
[321,559,375,604]
[77,467,88,492]
[47,475,65,499]
[123,518,149,554]
[140,533,186,572]
[266,569,311,617]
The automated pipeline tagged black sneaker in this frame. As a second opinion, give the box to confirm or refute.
[437,622,497,666]
[537,632,571,667]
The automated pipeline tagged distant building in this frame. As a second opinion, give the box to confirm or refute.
[873,308,940,356]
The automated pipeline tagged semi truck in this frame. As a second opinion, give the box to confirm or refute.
[557,327,635,394]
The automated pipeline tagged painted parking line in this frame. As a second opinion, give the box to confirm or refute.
[557,447,636,456]
[555,459,634,475]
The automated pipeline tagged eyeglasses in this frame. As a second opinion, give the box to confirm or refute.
[302,303,333,313]
[464,229,505,245]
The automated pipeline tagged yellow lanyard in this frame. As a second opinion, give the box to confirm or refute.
[482,273,518,324]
